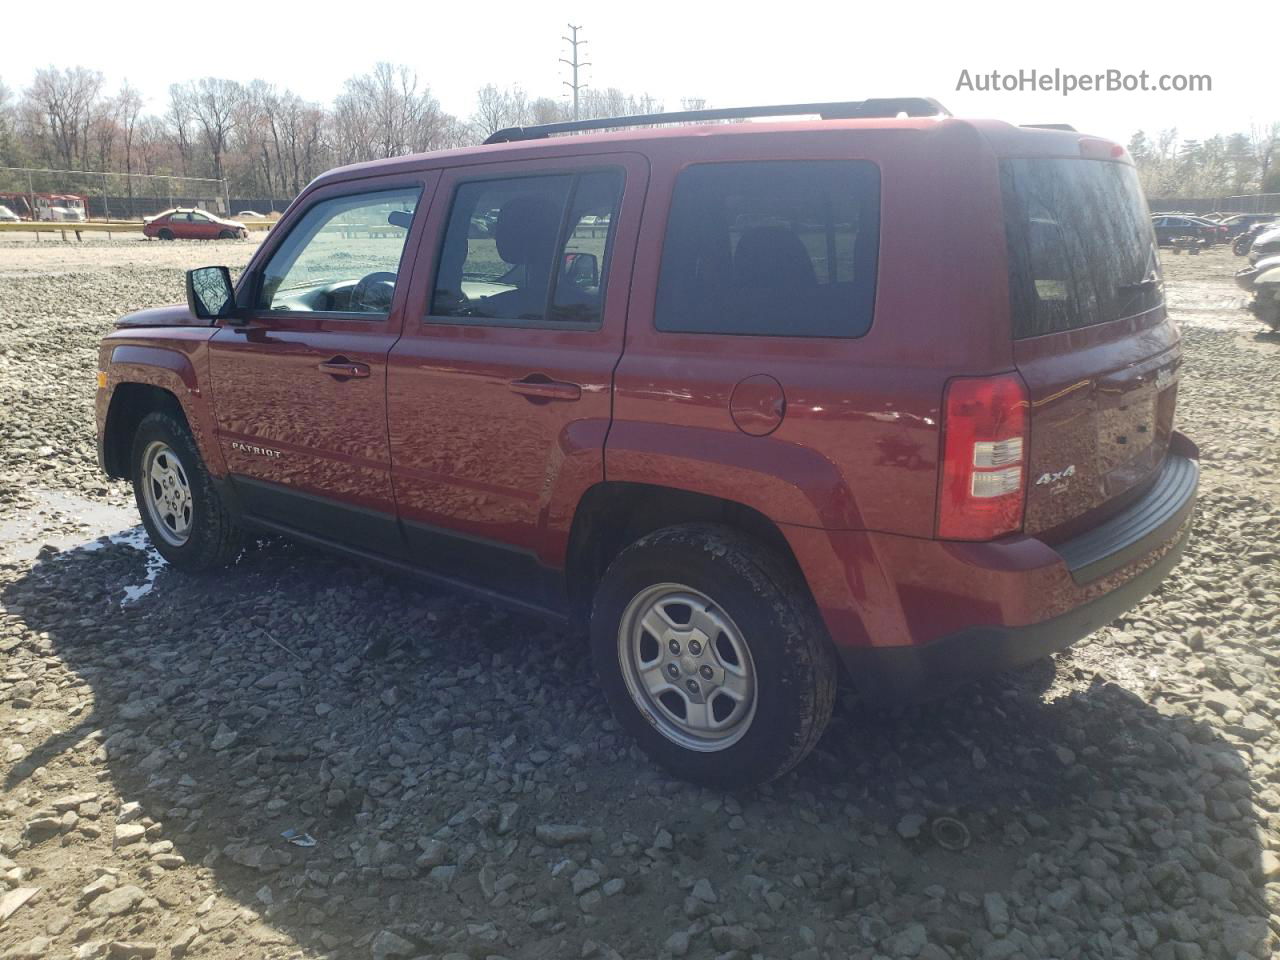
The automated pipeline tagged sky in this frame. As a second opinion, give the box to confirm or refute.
[5,0,1274,146]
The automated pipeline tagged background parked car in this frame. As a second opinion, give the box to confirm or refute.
[1233,220,1277,256]
[0,204,19,222]
[1151,215,1226,246]
[1248,223,1280,262]
[233,210,265,219]
[143,208,248,241]
[1219,213,1277,238]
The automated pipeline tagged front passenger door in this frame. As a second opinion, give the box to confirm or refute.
[188,210,218,239]
[208,176,435,556]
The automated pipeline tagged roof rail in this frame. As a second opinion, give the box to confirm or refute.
[1022,123,1077,131]
[483,97,951,144]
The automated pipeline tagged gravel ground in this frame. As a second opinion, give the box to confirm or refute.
[0,238,1278,960]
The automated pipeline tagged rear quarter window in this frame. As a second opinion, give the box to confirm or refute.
[1002,158,1162,339]
[655,160,880,337]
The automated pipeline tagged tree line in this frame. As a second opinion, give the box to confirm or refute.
[2,64,1276,203]
[0,64,681,202]
[1129,126,1280,198]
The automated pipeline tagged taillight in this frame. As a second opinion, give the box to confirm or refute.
[936,373,1030,541]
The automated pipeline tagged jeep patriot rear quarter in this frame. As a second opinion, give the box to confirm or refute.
[96,98,1197,787]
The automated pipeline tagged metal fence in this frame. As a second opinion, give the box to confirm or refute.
[1148,193,1280,215]
[0,167,294,221]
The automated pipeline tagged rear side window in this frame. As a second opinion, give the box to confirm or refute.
[1001,158,1162,339]
[430,169,624,326]
[655,161,881,337]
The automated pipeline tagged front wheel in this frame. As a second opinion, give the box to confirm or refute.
[590,524,837,788]
[130,410,243,571]
[218,229,235,240]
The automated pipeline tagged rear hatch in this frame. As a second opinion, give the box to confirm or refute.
[1000,154,1181,540]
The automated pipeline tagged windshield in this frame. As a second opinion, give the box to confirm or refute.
[1002,158,1162,339]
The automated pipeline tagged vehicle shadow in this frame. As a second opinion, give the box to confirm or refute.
[2,535,1272,959]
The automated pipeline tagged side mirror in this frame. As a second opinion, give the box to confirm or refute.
[186,266,238,320]
[563,252,599,287]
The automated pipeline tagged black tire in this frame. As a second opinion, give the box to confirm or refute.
[1233,236,1252,257]
[590,523,837,788]
[130,410,242,571]
[158,228,174,241]
[218,229,234,240]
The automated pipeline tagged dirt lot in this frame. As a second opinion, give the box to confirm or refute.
[0,238,1278,960]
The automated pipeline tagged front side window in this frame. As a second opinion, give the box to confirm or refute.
[655,161,881,338]
[257,187,421,315]
[430,169,624,325]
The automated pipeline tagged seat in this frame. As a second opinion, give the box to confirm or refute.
[732,226,817,289]
[481,195,563,320]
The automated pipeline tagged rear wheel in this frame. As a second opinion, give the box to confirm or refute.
[130,410,242,571]
[157,228,174,241]
[590,524,836,788]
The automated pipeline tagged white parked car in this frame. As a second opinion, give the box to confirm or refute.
[0,205,20,222]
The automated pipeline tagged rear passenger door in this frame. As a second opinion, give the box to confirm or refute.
[387,154,647,611]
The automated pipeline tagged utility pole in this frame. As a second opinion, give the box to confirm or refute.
[560,24,590,120]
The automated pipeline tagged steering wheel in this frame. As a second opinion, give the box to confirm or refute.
[349,271,397,313]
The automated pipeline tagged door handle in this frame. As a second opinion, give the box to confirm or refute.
[508,375,582,402]
[318,358,370,379]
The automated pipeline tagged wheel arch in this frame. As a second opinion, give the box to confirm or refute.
[100,342,224,481]
[564,481,809,621]
[101,383,190,478]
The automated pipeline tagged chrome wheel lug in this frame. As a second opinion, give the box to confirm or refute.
[666,663,680,680]
[699,665,714,680]
[685,679,699,695]
[668,639,681,655]
[688,639,702,655]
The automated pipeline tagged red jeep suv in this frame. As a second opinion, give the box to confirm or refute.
[95,99,1197,787]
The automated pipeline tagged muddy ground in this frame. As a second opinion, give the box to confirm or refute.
[0,238,1278,960]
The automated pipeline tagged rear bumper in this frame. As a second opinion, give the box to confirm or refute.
[782,441,1198,702]
[837,519,1191,702]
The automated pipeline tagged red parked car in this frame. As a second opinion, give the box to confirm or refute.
[142,208,247,241]
[95,99,1197,787]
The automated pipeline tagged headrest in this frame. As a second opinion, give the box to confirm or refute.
[733,226,817,289]
[495,195,562,266]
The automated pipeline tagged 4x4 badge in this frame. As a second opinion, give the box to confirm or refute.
[1035,465,1075,486]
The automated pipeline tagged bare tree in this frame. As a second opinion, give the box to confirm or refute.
[530,97,567,125]
[166,84,194,177]
[334,63,450,163]
[471,84,531,139]
[88,95,121,172]
[0,77,17,165]
[1249,121,1280,190]
[187,77,244,182]
[116,83,144,199]
[25,66,104,168]
[134,117,168,177]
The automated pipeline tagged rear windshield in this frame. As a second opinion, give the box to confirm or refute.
[1001,158,1162,339]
